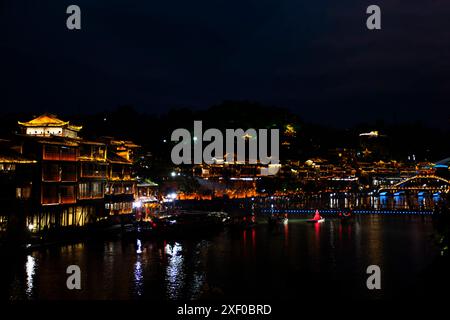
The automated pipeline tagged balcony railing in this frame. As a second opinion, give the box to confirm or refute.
[81,171,106,178]
[111,172,123,180]
[110,174,134,181]
[79,192,104,200]
[107,207,133,215]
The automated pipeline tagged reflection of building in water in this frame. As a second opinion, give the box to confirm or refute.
[165,242,184,300]
[133,258,144,296]
[364,216,383,270]
[25,254,36,299]
[164,241,208,300]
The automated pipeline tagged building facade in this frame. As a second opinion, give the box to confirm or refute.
[10,114,138,234]
[0,141,36,242]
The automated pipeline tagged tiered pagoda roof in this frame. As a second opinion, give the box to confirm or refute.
[18,114,82,131]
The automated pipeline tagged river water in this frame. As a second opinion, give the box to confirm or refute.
[0,214,439,301]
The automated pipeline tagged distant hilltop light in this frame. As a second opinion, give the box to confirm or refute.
[359,131,379,137]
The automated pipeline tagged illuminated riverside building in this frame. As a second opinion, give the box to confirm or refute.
[0,141,36,241]
[275,157,425,193]
[198,162,263,179]
[134,179,159,220]
[192,155,423,196]
[11,114,138,233]
[190,157,280,199]
[18,114,81,138]
[104,150,136,215]
[98,137,139,215]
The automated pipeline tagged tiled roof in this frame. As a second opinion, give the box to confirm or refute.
[18,113,82,131]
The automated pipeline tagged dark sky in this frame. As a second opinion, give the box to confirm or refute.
[1,0,450,128]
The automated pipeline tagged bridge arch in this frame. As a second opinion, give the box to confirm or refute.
[379,175,450,193]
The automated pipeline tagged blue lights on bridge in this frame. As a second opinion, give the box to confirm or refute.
[261,209,434,215]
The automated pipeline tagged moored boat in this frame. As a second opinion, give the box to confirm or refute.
[306,210,325,223]
[339,208,353,223]
[127,210,230,239]
[268,213,288,226]
[228,214,257,230]
[307,217,325,223]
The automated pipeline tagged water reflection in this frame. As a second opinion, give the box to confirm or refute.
[189,242,207,300]
[25,255,36,299]
[284,222,289,247]
[133,259,143,297]
[165,242,184,300]
[314,221,321,237]
[136,239,142,254]
[2,215,439,301]
[251,229,256,250]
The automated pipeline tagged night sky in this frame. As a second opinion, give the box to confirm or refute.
[1,0,450,128]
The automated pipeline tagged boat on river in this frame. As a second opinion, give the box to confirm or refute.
[268,213,288,226]
[127,210,230,239]
[306,210,325,223]
[339,209,353,223]
[227,214,257,230]
[307,217,325,223]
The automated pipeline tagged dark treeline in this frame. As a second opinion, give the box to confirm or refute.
[1,101,449,165]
